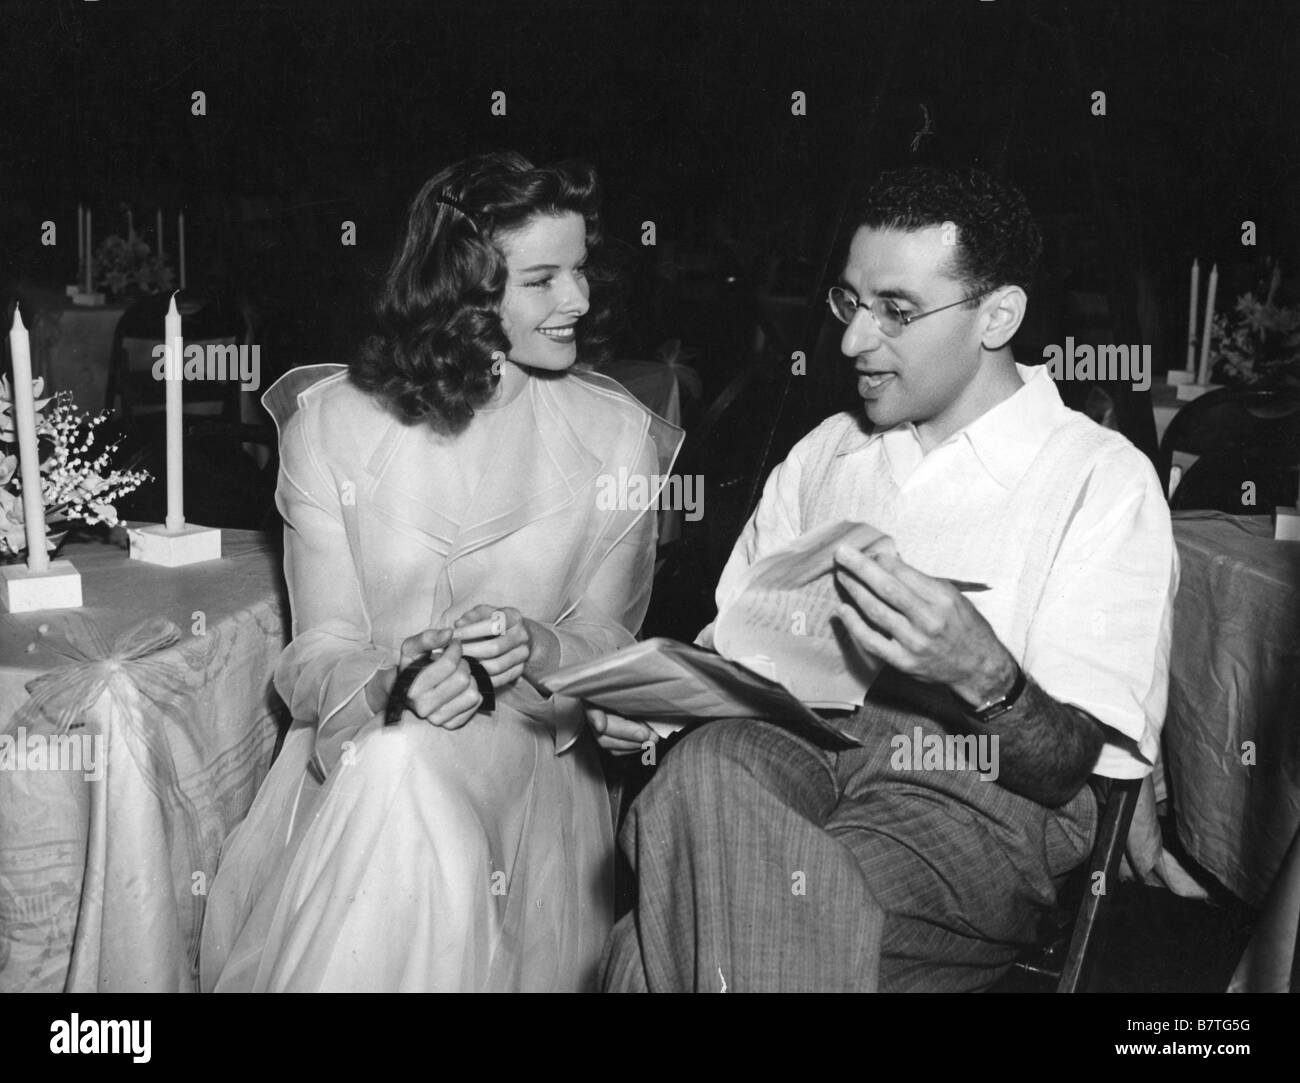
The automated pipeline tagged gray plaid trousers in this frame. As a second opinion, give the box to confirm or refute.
[601,695,1098,992]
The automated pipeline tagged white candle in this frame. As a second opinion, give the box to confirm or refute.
[77,203,84,287]
[156,208,164,262]
[8,310,49,573]
[127,207,135,245]
[178,211,187,290]
[84,207,93,293]
[165,295,185,530]
[1197,263,1218,385]
[1267,261,1282,306]
[1186,259,1199,372]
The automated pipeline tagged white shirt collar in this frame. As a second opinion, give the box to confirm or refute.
[837,363,1067,490]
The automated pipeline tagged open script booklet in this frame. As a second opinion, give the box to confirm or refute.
[540,520,887,748]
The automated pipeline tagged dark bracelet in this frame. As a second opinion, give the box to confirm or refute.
[383,651,496,726]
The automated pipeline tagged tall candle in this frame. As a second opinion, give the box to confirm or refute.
[1197,263,1219,385]
[8,310,49,573]
[1267,261,1282,306]
[84,207,93,293]
[77,203,85,286]
[127,207,135,245]
[1186,259,1199,372]
[178,211,187,290]
[165,295,185,530]
[156,208,164,262]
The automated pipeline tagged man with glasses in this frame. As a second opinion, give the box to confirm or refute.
[600,166,1177,992]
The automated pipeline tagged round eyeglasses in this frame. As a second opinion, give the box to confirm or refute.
[826,286,993,337]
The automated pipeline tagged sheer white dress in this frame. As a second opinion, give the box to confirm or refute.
[199,364,680,991]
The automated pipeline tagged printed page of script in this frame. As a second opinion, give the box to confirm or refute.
[712,519,883,709]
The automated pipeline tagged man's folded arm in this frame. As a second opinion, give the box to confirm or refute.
[971,678,1105,807]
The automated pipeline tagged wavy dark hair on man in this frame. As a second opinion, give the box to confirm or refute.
[855,166,1043,303]
[350,150,616,431]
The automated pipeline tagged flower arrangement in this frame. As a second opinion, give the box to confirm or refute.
[0,376,151,558]
[92,235,176,299]
[1209,292,1300,389]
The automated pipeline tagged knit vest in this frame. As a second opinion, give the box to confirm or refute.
[795,410,1115,663]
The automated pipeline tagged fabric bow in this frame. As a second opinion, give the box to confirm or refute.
[8,613,212,982]
[12,615,186,737]
[7,616,201,832]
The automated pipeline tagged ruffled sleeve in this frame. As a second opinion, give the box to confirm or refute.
[263,366,394,768]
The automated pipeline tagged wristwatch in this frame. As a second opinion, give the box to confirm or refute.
[967,661,1027,723]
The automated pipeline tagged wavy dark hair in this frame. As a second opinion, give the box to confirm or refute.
[855,166,1043,304]
[350,150,616,431]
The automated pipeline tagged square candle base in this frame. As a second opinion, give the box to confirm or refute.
[1175,382,1222,401]
[1276,507,1300,542]
[1165,370,1195,385]
[128,523,222,567]
[0,559,83,613]
[70,291,106,307]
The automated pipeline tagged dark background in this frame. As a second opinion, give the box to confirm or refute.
[4,2,1297,360]
[4,0,1296,358]
[1,0,1297,612]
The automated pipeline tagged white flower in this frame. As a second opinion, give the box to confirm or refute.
[0,386,150,556]
[0,375,54,442]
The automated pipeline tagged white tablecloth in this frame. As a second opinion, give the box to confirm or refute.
[0,528,288,991]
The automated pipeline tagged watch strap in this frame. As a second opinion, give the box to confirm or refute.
[969,662,1027,723]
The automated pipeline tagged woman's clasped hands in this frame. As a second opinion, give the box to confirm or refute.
[373,628,485,729]
[450,604,537,688]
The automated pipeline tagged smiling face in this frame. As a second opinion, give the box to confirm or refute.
[839,225,1020,450]
[496,211,590,378]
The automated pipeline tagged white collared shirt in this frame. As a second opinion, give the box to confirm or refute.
[706,364,1177,778]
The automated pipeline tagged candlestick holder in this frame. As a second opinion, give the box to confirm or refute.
[0,559,83,613]
[1165,370,1195,386]
[1175,382,1223,402]
[70,291,106,307]
[128,522,222,567]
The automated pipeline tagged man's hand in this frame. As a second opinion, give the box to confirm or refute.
[586,706,659,755]
[833,539,1017,708]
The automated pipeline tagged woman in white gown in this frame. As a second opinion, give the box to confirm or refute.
[200,152,681,991]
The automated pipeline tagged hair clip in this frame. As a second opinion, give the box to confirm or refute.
[436,193,480,232]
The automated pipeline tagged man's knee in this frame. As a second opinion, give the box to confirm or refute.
[641,719,768,805]
[629,720,749,827]
[632,719,832,836]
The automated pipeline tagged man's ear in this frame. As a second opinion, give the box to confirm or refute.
[980,286,1027,350]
